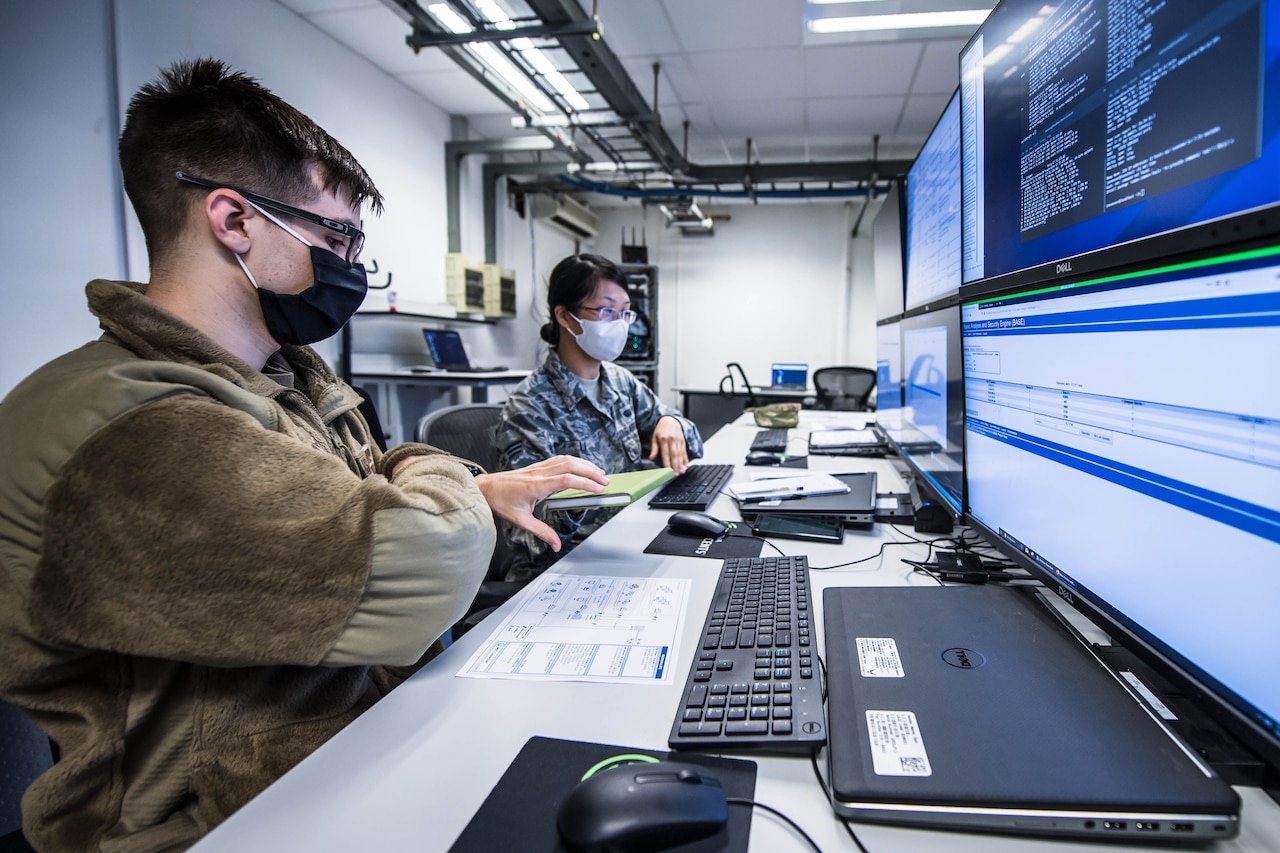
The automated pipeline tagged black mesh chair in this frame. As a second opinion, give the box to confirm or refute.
[812,366,877,411]
[1,700,54,853]
[414,404,521,638]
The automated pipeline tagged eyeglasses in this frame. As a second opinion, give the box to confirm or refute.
[578,305,637,324]
[175,171,366,264]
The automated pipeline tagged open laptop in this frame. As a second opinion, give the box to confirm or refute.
[422,329,507,373]
[822,583,1240,842]
[770,362,808,389]
[736,471,876,525]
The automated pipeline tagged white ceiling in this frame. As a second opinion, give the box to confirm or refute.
[276,0,981,168]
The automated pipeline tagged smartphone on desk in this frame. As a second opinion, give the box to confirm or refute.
[751,513,844,543]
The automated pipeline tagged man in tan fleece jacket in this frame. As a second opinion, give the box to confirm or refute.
[0,58,607,853]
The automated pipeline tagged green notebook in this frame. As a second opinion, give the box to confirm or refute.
[541,467,675,511]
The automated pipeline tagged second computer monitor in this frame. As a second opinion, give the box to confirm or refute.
[893,305,964,516]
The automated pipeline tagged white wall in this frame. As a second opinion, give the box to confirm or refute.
[112,0,457,301]
[2,1,122,397]
[589,200,882,407]
[0,1,882,420]
[1,0,466,400]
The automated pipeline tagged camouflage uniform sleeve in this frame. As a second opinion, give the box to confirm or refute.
[623,369,704,460]
[494,377,589,581]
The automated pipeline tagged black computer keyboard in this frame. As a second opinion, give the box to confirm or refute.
[749,428,789,452]
[647,463,734,511]
[668,555,825,755]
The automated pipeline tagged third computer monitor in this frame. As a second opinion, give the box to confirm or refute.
[893,304,964,516]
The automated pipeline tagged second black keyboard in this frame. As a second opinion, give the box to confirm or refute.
[668,555,825,755]
[647,463,734,511]
[750,428,789,452]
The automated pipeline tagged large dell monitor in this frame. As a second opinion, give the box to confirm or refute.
[905,89,962,312]
[962,239,1280,783]
[960,0,1280,290]
[891,304,964,517]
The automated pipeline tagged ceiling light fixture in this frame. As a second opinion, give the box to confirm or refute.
[472,0,591,113]
[809,9,992,32]
[426,2,557,113]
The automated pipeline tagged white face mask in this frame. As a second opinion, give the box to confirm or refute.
[568,313,629,362]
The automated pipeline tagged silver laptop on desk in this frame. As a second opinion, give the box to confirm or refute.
[770,362,808,389]
[822,584,1240,842]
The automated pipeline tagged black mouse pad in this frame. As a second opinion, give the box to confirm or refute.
[448,736,757,852]
[642,523,763,560]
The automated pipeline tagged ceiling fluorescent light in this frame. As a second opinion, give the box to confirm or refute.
[809,9,991,32]
[426,3,554,113]
[470,42,555,112]
[427,3,472,34]
[513,38,590,112]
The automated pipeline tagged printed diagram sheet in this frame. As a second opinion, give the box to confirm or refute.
[458,574,690,684]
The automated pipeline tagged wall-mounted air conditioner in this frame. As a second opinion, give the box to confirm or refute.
[530,194,599,240]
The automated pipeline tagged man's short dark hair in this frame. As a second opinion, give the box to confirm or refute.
[118,57,384,263]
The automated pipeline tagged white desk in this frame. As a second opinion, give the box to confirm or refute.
[192,411,1280,853]
[355,369,531,444]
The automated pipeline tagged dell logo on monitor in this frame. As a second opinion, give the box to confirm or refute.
[942,647,986,669]
[1056,261,1073,274]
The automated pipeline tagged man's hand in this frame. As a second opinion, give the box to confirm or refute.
[474,456,609,552]
[648,415,690,474]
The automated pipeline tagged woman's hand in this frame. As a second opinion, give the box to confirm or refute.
[649,416,691,474]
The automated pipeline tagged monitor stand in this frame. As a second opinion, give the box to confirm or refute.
[1092,644,1268,788]
[1027,591,1269,790]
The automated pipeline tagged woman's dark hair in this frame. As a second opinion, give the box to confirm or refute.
[539,253,626,347]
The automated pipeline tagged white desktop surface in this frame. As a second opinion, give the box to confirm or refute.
[191,412,1280,853]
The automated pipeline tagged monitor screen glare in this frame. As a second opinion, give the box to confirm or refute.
[962,244,1280,763]
[874,321,902,414]
[895,306,965,515]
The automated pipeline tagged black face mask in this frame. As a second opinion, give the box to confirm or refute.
[254,246,368,346]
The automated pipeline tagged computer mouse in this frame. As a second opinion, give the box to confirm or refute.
[745,451,782,466]
[666,511,730,539]
[556,761,728,853]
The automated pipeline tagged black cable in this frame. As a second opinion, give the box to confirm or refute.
[725,532,788,556]
[726,798,824,853]
[902,557,946,586]
[808,753,871,853]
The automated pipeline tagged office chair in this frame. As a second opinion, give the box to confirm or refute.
[812,366,877,411]
[1,700,55,853]
[414,404,522,638]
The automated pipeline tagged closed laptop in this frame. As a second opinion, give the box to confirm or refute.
[822,584,1240,842]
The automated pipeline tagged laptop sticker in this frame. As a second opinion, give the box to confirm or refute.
[866,710,932,777]
[856,638,904,678]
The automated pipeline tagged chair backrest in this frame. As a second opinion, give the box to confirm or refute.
[414,404,505,473]
[1,699,54,839]
[414,403,515,595]
[812,366,877,411]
